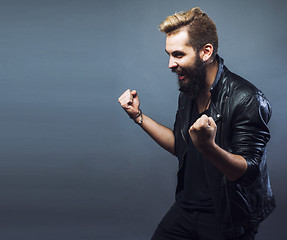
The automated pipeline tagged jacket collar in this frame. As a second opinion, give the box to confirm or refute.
[209,55,225,122]
[178,55,225,126]
[210,55,224,93]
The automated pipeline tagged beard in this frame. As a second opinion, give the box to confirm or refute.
[176,54,206,98]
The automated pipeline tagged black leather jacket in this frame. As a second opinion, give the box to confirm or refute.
[173,65,276,237]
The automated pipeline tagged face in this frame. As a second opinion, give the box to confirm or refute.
[165,30,206,97]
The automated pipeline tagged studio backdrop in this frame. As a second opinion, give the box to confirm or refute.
[0,0,286,239]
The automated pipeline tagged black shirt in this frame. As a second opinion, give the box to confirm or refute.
[176,100,213,212]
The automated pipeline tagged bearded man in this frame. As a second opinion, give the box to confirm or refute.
[118,7,275,240]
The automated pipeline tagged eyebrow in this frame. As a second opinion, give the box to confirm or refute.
[165,49,185,56]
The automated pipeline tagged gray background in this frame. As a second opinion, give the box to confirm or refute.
[0,0,286,239]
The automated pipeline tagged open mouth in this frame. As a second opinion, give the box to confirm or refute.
[173,68,187,82]
[177,73,186,81]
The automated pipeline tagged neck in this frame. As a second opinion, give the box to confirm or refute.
[205,57,219,92]
[196,58,218,113]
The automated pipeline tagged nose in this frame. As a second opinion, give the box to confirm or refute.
[169,56,178,69]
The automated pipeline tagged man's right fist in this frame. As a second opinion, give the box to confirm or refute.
[118,89,140,119]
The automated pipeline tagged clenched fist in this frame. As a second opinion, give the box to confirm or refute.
[118,89,140,119]
[188,114,217,152]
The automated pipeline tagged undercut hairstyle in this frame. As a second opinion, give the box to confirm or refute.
[159,7,218,60]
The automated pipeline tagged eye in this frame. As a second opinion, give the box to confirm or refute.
[173,52,185,59]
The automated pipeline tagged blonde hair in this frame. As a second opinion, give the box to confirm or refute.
[159,7,218,59]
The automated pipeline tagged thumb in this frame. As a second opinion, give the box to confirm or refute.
[131,90,139,100]
[207,117,216,127]
[189,125,194,132]
[131,90,137,96]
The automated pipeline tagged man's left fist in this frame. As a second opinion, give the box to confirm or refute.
[188,114,217,152]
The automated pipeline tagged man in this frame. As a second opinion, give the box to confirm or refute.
[118,7,275,240]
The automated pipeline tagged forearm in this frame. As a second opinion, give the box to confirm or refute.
[118,89,175,155]
[189,115,247,181]
[202,143,247,181]
[134,113,175,155]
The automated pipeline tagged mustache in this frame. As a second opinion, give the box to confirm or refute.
[172,67,185,75]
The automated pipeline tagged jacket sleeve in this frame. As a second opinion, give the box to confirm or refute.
[173,92,184,158]
[229,90,272,185]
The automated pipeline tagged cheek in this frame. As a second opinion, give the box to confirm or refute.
[182,57,195,68]
[178,60,188,69]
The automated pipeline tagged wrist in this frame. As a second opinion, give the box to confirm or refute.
[199,141,217,156]
[131,109,143,125]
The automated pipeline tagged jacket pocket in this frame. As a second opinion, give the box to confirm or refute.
[227,182,256,222]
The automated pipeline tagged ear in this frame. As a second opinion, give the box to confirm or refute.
[199,44,214,63]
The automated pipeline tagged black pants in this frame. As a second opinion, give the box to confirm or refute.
[151,202,259,240]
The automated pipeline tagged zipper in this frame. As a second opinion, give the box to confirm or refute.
[178,111,188,171]
[221,95,234,227]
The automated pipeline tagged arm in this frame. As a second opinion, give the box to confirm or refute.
[118,89,175,155]
[189,115,247,181]
[228,92,271,184]
[189,89,271,183]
